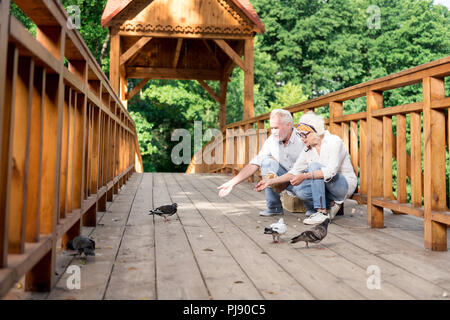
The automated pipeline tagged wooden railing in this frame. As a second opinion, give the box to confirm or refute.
[0,0,143,296]
[188,56,450,251]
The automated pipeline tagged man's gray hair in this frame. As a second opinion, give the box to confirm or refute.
[270,109,293,126]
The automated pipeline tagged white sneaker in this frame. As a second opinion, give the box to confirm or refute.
[303,211,330,225]
[329,203,342,219]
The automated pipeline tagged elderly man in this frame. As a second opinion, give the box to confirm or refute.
[254,111,357,225]
[217,109,304,216]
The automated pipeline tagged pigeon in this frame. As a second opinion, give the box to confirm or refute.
[66,236,95,257]
[290,218,330,249]
[149,203,178,222]
[264,218,287,243]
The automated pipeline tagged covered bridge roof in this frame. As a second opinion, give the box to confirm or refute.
[101,0,265,34]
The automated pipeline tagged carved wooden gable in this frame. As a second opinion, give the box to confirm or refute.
[113,0,256,37]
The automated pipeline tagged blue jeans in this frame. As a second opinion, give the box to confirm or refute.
[260,158,288,211]
[260,159,348,212]
[292,162,349,211]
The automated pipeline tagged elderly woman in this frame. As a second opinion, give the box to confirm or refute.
[254,111,357,225]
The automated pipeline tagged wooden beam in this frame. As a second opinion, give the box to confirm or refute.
[197,80,220,103]
[126,78,150,100]
[243,38,254,119]
[219,77,228,130]
[127,67,222,80]
[0,0,11,265]
[202,40,222,70]
[366,90,384,228]
[214,39,246,72]
[222,41,244,78]
[1,45,18,259]
[120,36,152,66]
[119,71,127,108]
[10,56,35,251]
[329,101,343,137]
[382,116,393,200]
[359,119,367,195]
[349,121,358,179]
[173,38,183,68]
[109,30,120,93]
[118,29,253,40]
[423,76,447,251]
[26,66,44,243]
[410,111,422,207]
[396,114,407,203]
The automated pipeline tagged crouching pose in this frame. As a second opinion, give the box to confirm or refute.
[218,109,304,216]
[254,111,357,225]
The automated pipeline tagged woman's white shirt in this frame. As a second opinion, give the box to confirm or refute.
[288,130,357,199]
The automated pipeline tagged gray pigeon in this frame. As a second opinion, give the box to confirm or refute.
[149,203,178,222]
[290,218,330,249]
[66,236,95,257]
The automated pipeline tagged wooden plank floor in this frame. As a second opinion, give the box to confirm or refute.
[3,172,450,300]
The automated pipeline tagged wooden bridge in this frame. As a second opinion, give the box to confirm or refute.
[1,0,450,300]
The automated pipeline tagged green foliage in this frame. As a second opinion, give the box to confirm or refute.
[268,82,308,123]
[10,2,36,36]
[9,0,450,174]
[60,0,109,70]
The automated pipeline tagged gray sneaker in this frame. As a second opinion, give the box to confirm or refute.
[259,209,284,216]
[305,210,316,217]
[329,203,342,219]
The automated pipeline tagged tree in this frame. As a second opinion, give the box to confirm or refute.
[9,0,450,173]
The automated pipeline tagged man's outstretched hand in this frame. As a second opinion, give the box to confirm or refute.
[218,181,234,198]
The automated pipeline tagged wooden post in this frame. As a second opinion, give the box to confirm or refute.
[410,112,422,207]
[382,116,393,200]
[233,128,238,175]
[243,38,254,120]
[26,66,44,243]
[84,104,91,197]
[423,76,447,251]
[219,77,228,130]
[59,87,71,221]
[238,125,245,168]
[359,119,367,196]
[109,29,120,94]
[82,203,97,227]
[366,90,383,228]
[396,114,407,204]
[349,121,359,182]
[61,219,80,250]
[73,92,86,209]
[329,101,343,138]
[0,0,11,268]
[27,25,66,291]
[0,44,17,268]
[244,123,252,182]
[120,73,128,109]
[8,56,33,254]
[91,106,100,195]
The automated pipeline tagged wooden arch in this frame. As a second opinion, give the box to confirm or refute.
[102,0,265,129]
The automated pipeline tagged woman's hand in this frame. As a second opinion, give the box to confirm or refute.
[290,174,305,186]
[253,179,273,192]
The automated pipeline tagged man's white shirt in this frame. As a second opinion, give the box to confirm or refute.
[249,129,305,171]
